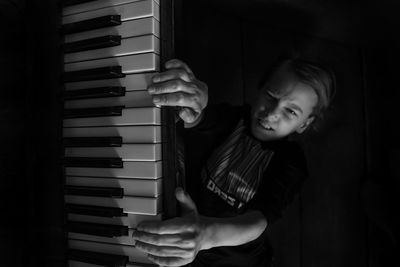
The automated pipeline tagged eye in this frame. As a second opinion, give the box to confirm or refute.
[285,108,297,117]
[264,91,278,101]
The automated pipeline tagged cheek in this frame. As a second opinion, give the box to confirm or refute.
[276,119,302,134]
[253,101,266,113]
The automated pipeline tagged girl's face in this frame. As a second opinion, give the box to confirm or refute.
[251,69,318,142]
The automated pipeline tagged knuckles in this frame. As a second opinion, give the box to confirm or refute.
[149,60,208,123]
[175,69,192,81]
[173,92,185,104]
[146,235,161,245]
[159,94,169,104]
[136,227,201,266]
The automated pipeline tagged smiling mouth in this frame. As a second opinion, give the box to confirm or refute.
[258,119,274,131]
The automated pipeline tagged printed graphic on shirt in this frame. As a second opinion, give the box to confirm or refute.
[201,119,274,209]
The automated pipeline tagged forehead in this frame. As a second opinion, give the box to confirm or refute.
[284,83,318,113]
[264,64,298,95]
[263,66,318,112]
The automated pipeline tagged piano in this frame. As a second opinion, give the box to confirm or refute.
[60,0,181,266]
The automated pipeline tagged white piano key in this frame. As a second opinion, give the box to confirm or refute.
[65,17,159,43]
[64,90,152,109]
[65,144,161,161]
[63,0,159,16]
[126,263,155,267]
[64,53,159,74]
[64,73,154,91]
[66,176,162,197]
[63,0,159,24]
[69,261,153,267]
[68,228,135,246]
[63,126,162,143]
[65,195,161,215]
[67,213,162,228]
[63,107,161,127]
[66,161,162,179]
[65,35,160,64]
[69,239,151,264]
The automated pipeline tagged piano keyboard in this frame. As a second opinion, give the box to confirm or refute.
[64,17,159,43]
[64,35,160,63]
[63,107,161,127]
[62,0,160,24]
[62,0,177,266]
[64,73,153,91]
[63,53,160,76]
[66,176,162,196]
[65,144,162,161]
[63,126,162,143]
[64,90,153,109]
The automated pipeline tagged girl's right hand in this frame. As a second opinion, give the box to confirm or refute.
[147,59,208,124]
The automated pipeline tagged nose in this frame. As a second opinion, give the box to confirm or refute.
[258,107,280,123]
[266,108,280,122]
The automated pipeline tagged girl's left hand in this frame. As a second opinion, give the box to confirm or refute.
[132,188,209,266]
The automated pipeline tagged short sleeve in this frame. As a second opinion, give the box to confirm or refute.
[247,142,308,224]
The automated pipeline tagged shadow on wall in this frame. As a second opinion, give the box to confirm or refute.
[179,1,317,105]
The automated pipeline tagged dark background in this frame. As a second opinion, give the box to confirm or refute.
[0,0,399,266]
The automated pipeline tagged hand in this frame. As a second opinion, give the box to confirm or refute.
[148,59,208,124]
[132,188,207,266]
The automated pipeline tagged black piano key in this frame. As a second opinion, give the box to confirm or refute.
[68,249,128,267]
[66,204,126,217]
[64,105,123,118]
[64,86,126,100]
[67,221,128,237]
[64,157,123,168]
[65,185,124,198]
[62,66,125,82]
[63,0,96,7]
[64,35,121,53]
[63,136,123,147]
[62,15,121,35]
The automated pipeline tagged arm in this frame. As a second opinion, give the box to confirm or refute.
[200,210,267,249]
[132,189,267,267]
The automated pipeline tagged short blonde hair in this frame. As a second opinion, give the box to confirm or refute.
[259,57,336,125]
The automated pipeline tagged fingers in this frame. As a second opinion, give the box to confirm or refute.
[152,68,194,83]
[132,201,202,267]
[164,59,194,76]
[148,79,197,95]
[147,255,191,267]
[135,241,193,258]
[178,108,198,124]
[152,92,203,113]
[147,59,208,124]
[134,233,197,266]
[132,231,196,248]
[136,218,197,234]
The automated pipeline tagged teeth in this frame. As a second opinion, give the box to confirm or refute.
[259,119,272,130]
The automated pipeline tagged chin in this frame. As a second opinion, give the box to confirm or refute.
[250,121,279,142]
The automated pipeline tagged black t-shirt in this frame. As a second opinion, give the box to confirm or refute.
[183,104,308,267]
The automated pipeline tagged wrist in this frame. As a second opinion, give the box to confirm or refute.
[198,215,216,251]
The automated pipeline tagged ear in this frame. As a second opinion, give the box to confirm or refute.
[296,116,315,133]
